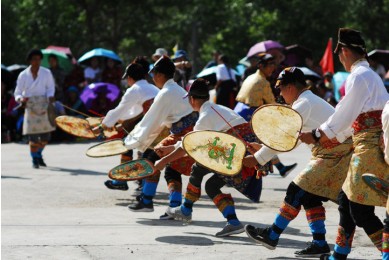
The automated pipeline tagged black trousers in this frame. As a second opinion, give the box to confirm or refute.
[337,190,383,236]
[190,163,226,199]
[284,182,328,210]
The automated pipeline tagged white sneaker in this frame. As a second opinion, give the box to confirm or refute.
[166,206,192,223]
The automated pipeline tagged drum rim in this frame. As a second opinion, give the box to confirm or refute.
[85,138,127,158]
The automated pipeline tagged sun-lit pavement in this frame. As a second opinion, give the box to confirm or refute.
[1,142,384,259]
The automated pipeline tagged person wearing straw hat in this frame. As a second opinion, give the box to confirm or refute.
[299,28,389,260]
[243,67,353,257]
[154,78,270,237]
[92,58,159,191]
[14,49,56,169]
[125,56,198,219]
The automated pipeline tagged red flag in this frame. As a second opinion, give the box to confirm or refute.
[320,38,334,74]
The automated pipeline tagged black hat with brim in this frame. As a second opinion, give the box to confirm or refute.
[334,28,366,54]
[275,67,306,88]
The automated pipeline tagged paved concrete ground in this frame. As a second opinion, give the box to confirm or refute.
[1,142,385,259]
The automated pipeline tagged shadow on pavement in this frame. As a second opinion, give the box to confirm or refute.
[48,166,106,176]
[1,175,31,180]
[155,235,214,246]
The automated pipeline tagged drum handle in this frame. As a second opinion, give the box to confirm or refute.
[61,104,90,118]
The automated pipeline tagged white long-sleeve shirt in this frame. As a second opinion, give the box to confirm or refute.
[383,101,389,165]
[195,101,246,131]
[124,79,193,152]
[175,101,247,149]
[320,60,389,139]
[102,80,159,127]
[14,66,55,101]
[254,90,352,165]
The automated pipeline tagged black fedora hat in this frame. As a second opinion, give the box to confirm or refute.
[334,28,366,55]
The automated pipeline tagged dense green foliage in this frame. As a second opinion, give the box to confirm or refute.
[2,0,389,72]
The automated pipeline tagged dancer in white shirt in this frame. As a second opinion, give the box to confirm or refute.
[14,49,56,169]
[92,60,160,191]
[299,28,389,260]
[126,56,198,219]
[243,67,353,258]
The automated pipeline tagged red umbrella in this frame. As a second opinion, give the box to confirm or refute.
[246,40,284,58]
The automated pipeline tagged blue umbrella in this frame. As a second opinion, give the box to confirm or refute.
[78,48,122,64]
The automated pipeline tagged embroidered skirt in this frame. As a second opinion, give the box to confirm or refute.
[341,110,389,206]
[293,138,353,201]
[23,96,55,135]
[343,128,389,206]
[219,123,264,202]
[154,112,199,176]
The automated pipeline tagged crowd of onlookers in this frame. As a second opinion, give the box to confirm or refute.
[2,46,388,143]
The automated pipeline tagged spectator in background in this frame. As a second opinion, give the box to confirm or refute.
[64,63,85,90]
[203,50,220,69]
[102,58,122,87]
[267,48,287,101]
[149,48,169,79]
[323,72,334,90]
[268,48,286,68]
[1,81,17,142]
[242,55,261,81]
[235,53,276,121]
[215,54,237,109]
[305,55,323,76]
[48,54,66,101]
[63,86,88,118]
[369,58,386,80]
[151,48,168,63]
[173,50,192,88]
[89,85,115,116]
[84,57,101,85]
[315,81,337,107]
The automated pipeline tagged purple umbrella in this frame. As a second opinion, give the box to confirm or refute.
[246,40,284,58]
[80,83,120,110]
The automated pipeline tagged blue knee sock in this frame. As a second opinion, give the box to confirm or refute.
[169,191,182,207]
[30,151,39,161]
[310,219,327,247]
[223,206,241,226]
[37,147,44,158]
[142,181,158,204]
[270,213,290,240]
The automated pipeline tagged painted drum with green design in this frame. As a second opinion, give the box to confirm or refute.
[109,159,155,181]
[183,130,246,176]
